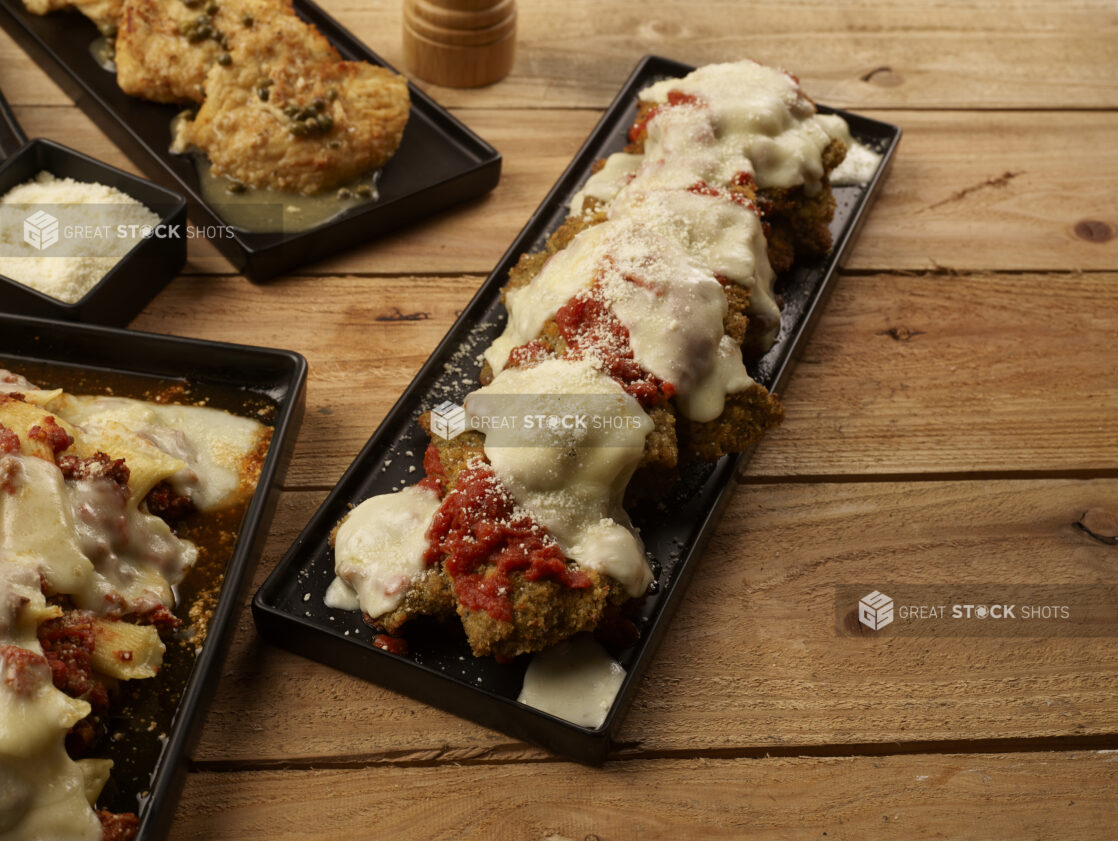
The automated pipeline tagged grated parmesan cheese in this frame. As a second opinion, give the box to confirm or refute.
[0,171,160,303]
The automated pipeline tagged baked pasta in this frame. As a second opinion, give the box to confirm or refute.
[327,60,852,660]
[0,370,270,841]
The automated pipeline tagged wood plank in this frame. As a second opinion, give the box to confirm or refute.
[130,272,1118,487]
[171,751,1118,840]
[10,106,1117,275]
[192,479,1118,763]
[4,1,1118,109]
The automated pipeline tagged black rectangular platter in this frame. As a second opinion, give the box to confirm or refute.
[0,313,308,839]
[0,0,501,280]
[254,55,901,764]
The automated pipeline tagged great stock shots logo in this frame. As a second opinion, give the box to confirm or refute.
[23,210,59,250]
[858,590,895,631]
[430,400,466,440]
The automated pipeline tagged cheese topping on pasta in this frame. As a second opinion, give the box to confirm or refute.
[0,371,269,841]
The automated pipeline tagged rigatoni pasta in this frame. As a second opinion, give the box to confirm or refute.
[0,368,271,841]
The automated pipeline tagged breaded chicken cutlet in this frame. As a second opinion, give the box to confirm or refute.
[115,0,292,104]
[417,421,630,661]
[173,12,410,194]
[22,0,122,35]
[26,0,411,194]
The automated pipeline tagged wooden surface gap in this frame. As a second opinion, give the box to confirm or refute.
[187,733,1118,774]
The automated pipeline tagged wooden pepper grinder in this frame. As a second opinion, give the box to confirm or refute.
[403,0,516,88]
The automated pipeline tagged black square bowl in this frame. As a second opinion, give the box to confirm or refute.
[0,138,187,325]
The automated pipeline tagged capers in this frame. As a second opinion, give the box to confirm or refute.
[104,23,118,37]
[182,0,201,8]
[326,87,338,101]
[311,97,326,112]
[283,104,299,118]
[291,122,309,137]
[316,113,334,132]
[327,139,341,149]
[302,117,318,132]
[225,180,246,194]
[187,26,211,43]
[217,52,232,66]
[336,188,353,200]
[241,13,254,26]
[354,184,373,198]
[204,0,218,14]
[258,77,274,87]
[257,86,270,101]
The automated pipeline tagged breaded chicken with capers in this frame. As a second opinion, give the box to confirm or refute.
[22,0,122,35]
[115,0,292,104]
[173,13,410,194]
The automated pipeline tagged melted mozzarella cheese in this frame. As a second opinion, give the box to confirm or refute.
[817,113,882,185]
[569,152,643,216]
[50,395,266,512]
[608,185,779,335]
[0,643,101,841]
[517,634,625,728]
[1,454,195,617]
[487,219,758,424]
[467,358,653,597]
[484,222,618,375]
[640,59,835,194]
[332,485,442,619]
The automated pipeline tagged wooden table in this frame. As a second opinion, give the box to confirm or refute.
[5,0,1118,836]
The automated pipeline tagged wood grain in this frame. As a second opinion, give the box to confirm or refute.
[192,478,1118,763]
[4,1,1118,110]
[130,272,1118,487]
[3,0,1117,833]
[170,751,1118,840]
[7,105,1116,275]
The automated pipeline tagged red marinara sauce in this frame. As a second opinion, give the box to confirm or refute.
[423,462,590,623]
[553,283,675,408]
[628,90,703,143]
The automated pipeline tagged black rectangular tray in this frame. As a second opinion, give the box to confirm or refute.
[0,0,501,280]
[254,55,901,764]
[0,313,307,839]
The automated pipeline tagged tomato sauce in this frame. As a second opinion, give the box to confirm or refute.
[554,283,675,408]
[424,463,590,622]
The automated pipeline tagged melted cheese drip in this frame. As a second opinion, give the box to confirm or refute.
[610,186,779,349]
[640,59,835,194]
[332,485,442,619]
[517,634,625,728]
[817,114,882,185]
[484,222,617,374]
[1,455,193,616]
[569,153,642,216]
[49,395,267,512]
[466,358,653,597]
[486,219,757,423]
[0,553,103,841]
